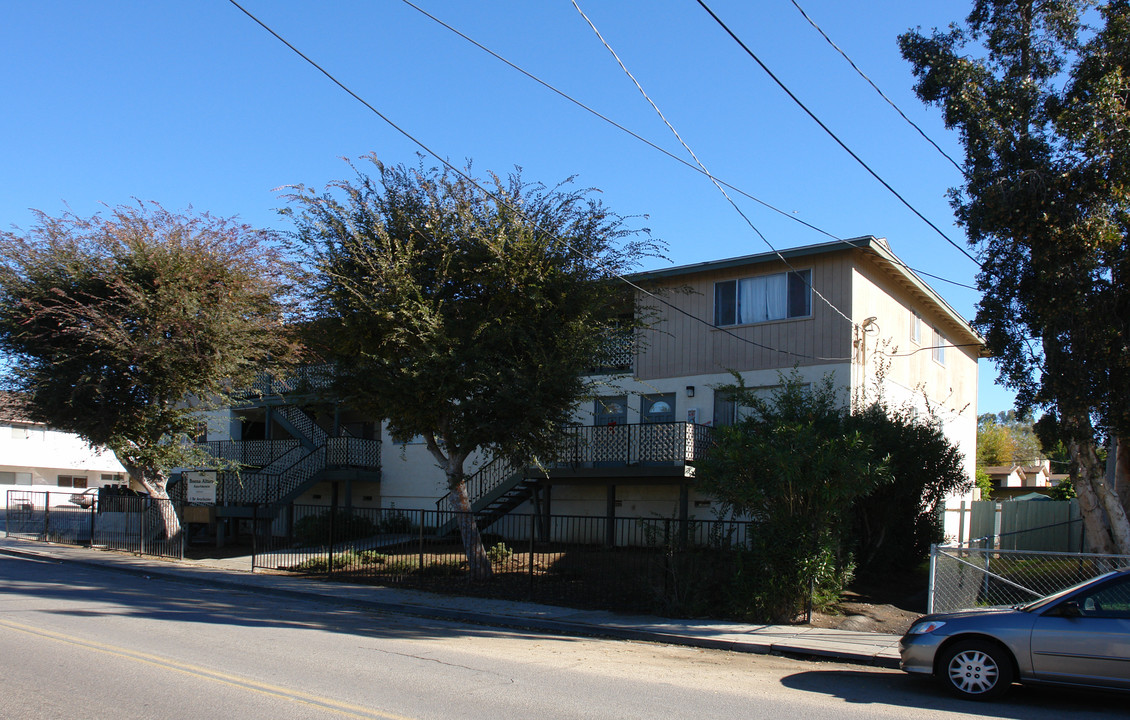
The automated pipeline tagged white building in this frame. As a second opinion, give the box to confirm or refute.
[0,393,127,507]
[190,237,983,542]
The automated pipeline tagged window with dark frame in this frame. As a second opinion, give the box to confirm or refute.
[714,269,812,326]
[713,390,737,427]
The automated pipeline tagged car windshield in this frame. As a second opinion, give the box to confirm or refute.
[1019,570,1121,612]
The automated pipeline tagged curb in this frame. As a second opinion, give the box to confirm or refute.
[0,543,901,669]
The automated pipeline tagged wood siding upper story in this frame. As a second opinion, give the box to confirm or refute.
[634,251,855,380]
[631,244,981,417]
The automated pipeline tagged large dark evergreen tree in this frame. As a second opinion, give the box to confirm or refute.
[900,0,1130,553]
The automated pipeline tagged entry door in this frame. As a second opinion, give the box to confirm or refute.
[593,396,628,466]
[640,393,676,464]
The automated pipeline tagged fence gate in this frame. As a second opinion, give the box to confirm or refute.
[929,544,1130,613]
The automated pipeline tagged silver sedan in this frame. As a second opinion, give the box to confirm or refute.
[900,566,1130,700]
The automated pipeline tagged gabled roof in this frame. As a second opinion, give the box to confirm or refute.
[631,236,988,357]
[983,465,1025,478]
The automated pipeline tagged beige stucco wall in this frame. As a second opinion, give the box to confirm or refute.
[375,422,498,511]
[849,254,980,538]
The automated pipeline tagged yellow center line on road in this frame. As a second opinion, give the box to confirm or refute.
[0,618,415,720]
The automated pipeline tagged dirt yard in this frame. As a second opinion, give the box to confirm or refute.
[808,573,928,635]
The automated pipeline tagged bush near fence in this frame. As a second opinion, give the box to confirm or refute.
[254,505,766,619]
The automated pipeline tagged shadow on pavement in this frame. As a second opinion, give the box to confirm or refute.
[781,668,1127,718]
[0,553,578,647]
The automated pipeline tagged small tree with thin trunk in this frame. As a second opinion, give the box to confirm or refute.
[285,156,660,580]
[0,202,295,537]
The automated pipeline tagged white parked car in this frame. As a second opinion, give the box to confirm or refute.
[68,488,99,508]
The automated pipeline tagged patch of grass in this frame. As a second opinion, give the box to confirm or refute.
[286,549,387,573]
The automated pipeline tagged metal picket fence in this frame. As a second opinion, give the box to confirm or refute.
[5,490,185,560]
[253,505,752,615]
[928,543,1130,613]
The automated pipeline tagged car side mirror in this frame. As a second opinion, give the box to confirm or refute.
[1055,600,1082,617]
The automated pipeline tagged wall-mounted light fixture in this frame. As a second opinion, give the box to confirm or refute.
[686,385,695,398]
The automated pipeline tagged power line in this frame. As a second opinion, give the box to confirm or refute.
[882,342,986,358]
[695,0,982,268]
[572,0,854,327]
[788,0,966,175]
[781,3,1041,377]
[225,0,847,364]
[398,0,976,293]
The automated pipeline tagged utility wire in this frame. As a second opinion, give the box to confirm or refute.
[226,0,847,363]
[789,0,966,176]
[695,0,982,267]
[398,0,976,292]
[782,3,1042,373]
[572,0,854,327]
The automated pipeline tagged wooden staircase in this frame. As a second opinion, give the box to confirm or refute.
[434,456,535,536]
[185,405,379,519]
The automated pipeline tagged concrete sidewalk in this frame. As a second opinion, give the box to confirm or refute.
[0,537,903,668]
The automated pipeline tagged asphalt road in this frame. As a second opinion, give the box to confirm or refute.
[0,554,1125,720]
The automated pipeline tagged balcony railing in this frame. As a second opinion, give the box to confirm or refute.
[326,437,382,470]
[195,439,301,468]
[439,422,712,512]
[234,365,336,400]
[550,422,711,469]
[586,329,634,374]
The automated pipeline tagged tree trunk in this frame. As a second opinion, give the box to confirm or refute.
[1068,437,1116,554]
[126,465,183,541]
[449,477,492,581]
[424,436,492,580]
[1117,436,1130,520]
[1094,453,1130,557]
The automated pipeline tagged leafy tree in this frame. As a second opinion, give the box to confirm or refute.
[0,203,294,536]
[977,418,1018,468]
[977,411,1042,466]
[849,401,970,578]
[1048,478,1078,500]
[900,0,1130,553]
[285,157,660,579]
[976,467,995,501]
[695,373,891,622]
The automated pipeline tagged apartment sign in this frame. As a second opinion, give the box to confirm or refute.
[184,471,217,504]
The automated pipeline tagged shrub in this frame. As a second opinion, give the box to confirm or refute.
[287,549,386,573]
[487,541,513,565]
[696,373,890,622]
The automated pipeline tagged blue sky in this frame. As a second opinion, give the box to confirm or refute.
[1,1,1016,413]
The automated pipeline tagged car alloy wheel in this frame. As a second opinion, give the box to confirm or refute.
[940,640,1013,700]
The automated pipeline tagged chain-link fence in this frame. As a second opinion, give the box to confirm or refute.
[929,544,1130,613]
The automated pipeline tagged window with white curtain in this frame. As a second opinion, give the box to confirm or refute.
[714,269,811,326]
